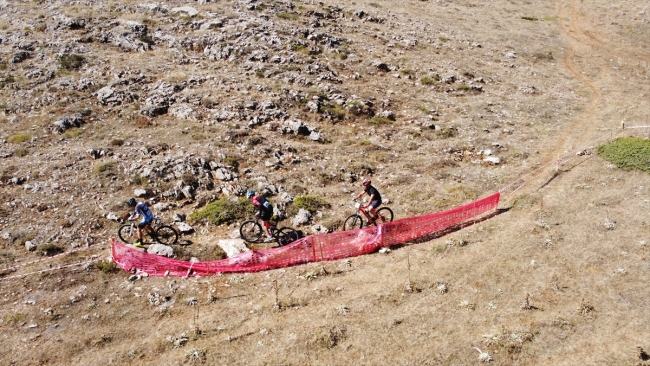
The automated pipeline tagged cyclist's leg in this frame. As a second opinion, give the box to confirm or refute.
[368,200,381,220]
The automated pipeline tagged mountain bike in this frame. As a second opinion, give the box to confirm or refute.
[118,216,179,246]
[239,218,299,246]
[343,200,394,231]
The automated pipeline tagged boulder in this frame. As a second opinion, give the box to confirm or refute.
[292,208,312,226]
[217,239,249,257]
[147,244,174,257]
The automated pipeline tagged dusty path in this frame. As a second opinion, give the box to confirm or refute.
[502,0,649,200]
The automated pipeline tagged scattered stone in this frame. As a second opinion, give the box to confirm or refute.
[147,244,175,257]
[217,239,249,257]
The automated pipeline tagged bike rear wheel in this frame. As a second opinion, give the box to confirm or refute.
[154,225,179,245]
[276,227,299,246]
[118,224,137,244]
[343,214,363,231]
[240,220,263,242]
[373,207,394,225]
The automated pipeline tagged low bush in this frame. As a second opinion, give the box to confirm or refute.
[597,137,650,172]
[58,54,85,70]
[38,243,64,256]
[189,197,254,226]
[94,260,119,273]
[14,148,29,157]
[8,133,30,144]
[94,161,117,177]
[290,195,330,215]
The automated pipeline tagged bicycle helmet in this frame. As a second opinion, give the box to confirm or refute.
[246,190,255,199]
[126,198,136,207]
[362,178,371,186]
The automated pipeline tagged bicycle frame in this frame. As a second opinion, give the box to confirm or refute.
[354,201,376,222]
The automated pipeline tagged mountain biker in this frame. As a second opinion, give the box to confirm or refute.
[126,198,154,247]
[353,178,382,221]
[247,190,274,242]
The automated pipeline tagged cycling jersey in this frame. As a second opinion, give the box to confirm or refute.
[364,185,382,204]
[252,195,273,220]
[135,202,154,224]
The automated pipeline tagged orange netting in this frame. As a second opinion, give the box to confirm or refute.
[111,192,500,276]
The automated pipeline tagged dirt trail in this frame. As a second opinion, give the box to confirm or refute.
[502,0,647,200]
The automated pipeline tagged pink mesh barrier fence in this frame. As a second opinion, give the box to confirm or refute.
[111,192,500,276]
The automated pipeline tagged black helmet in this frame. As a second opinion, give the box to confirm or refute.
[362,178,371,186]
[126,198,136,207]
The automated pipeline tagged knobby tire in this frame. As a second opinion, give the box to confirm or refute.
[118,224,137,244]
[374,207,394,225]
[154,225,179,245]
[276,227,299,246]
[343,214,363,231]
[240,220,263,242]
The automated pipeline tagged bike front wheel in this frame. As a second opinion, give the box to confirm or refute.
[240,220,263,242]
[154,225,179,245]
[118,224,137,244]
[373,207,394,225]
[343,214,363,231]
[276,227,299,246]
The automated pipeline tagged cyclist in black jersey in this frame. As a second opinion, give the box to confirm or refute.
[247,190,274,241]
[353,178,382,221]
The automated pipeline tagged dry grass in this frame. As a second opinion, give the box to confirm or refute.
[0,0,649,365]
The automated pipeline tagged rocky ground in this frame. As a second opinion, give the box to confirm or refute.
[1,0,649,365]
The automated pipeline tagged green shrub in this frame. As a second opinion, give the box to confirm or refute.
[457,84,470,91]
[94,161,117,177]
[400,69,414,75]
[109,138,124,146]
[131,175,147,186]
[8,133,30,144]
[223,156,239,169]
[189,197,254,226]
[58,54,85,70]
[320,105,348,121]
[597,137,650,172]
[63,127,83,139]
[3,313,25,324]
[277,12,299,20]
[369,116,393,125]
[291,195,330,214]
[420,76,436,86]
[94,260,119,273]
[14,148,28,157]
[436,127,457,139]
[38,243,64,256]
[139,35,154,45]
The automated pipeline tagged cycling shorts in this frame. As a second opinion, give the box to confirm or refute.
[369,200,381,209]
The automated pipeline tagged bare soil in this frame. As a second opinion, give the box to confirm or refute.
[1,0,649,365]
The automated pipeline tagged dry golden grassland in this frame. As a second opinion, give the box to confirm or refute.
[0,0,649,365]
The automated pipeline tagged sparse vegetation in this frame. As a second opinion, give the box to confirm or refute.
[94,161,117,177]
[63,127,84,139]
[420,76,436,85]
[7,133,30,144]
[13,148,29,157]
[289,195,330,215]
[58,54,85,70]
[277,12,299,20]
[94,260,119,273]
[597,137,650,172]
[38,243,64,256]
[189,197,253,225]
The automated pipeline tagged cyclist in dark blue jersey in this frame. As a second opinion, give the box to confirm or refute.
[126,198,154,247]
